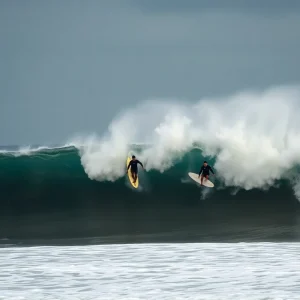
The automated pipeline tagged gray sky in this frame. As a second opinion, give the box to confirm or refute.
[1,0,300,145]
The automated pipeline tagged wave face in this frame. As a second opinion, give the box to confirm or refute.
[0,144,300,245]
[2,85,300,245]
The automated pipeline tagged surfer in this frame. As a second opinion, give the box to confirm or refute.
[198,161,214,185]
[127,155,144,184]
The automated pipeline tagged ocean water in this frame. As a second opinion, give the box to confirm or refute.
[0,145,300,245]
[1,144,300,299]
[2,85,300,298]
[1,243,300,299]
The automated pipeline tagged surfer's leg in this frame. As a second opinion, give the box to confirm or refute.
[201,174,208,185]
[132,171,137,183]
[131,171,135,182]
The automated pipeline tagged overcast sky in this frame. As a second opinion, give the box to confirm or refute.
[1,0,300,145]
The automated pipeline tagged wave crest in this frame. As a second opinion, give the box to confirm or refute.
[72,85,300,197]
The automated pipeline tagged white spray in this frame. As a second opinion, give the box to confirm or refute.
[73,85,300,198]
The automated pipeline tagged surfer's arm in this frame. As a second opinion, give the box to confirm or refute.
[127,161,132,170]
[209,166,215,174]
[137,160,144,168]
[198,166,203,176]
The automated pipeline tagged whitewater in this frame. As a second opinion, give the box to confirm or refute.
[1,243,300,300]
[74,85,300,195]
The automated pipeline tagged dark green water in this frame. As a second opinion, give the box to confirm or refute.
[0,145,299,246]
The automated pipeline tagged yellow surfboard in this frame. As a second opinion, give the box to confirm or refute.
[126,157,139,188]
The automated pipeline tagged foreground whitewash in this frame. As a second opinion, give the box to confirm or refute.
[0,243,299,300]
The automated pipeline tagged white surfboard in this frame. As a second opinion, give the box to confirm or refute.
[188,172,214,188]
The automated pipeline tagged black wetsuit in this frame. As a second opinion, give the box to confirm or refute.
[127,160,143,173]
[199,165,214,176]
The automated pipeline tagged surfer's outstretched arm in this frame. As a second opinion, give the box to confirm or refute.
[137,160,144,169]
[209,166,215,174]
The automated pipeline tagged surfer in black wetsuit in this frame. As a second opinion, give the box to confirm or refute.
[198,161,215,185]
[127,155,144,184]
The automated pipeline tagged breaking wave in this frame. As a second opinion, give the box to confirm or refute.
[1,84,300,244]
